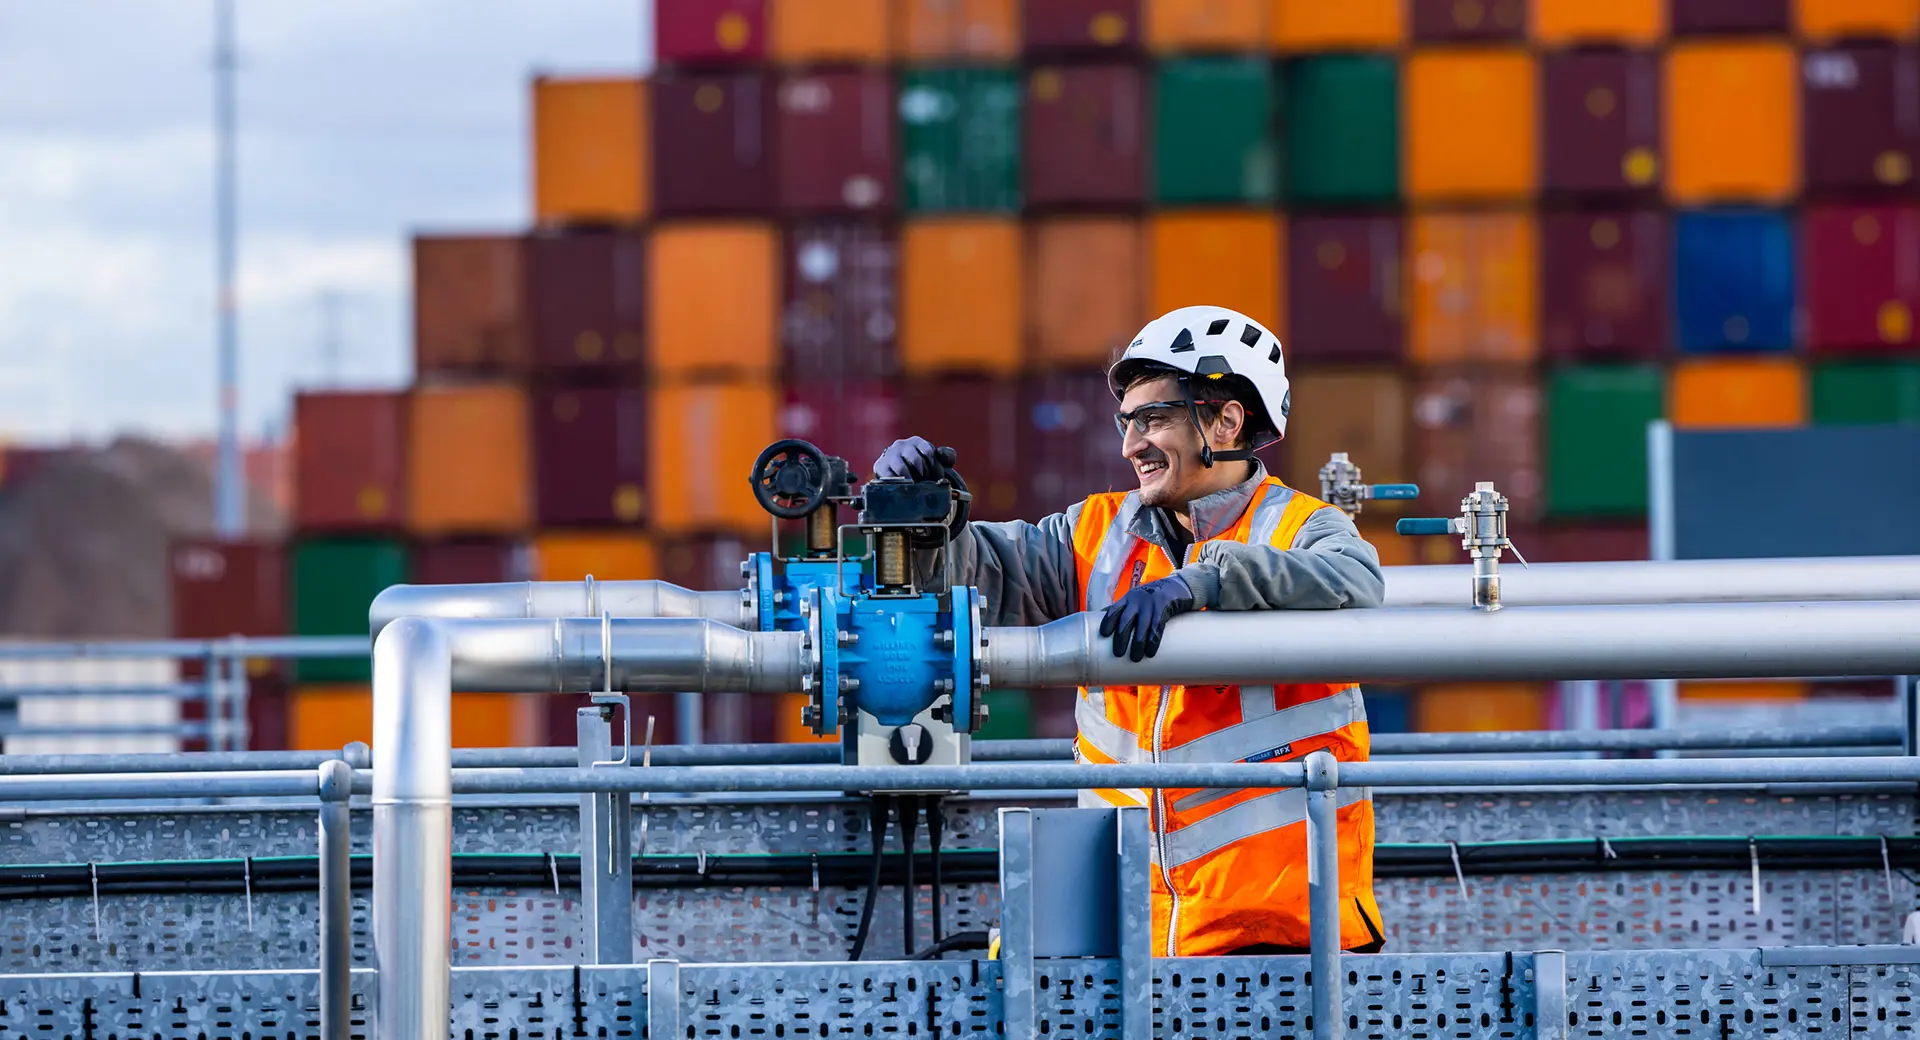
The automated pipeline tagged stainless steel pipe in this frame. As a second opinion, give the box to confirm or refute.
[369,579,753,639]
[984,601,1920,688]
[439,617,804,693]
[372,618,452,1040]
[1381,555,1920,608]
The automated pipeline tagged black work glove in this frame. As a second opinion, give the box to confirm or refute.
[874,436,954,482]
[1099,575,1197,662]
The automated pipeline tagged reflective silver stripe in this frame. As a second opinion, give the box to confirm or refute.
[1239,684,1276,722]
[1075,687,1139,764]
[1170,784,1241,814]
[1246,482,1297,548]
[1163,785,1370,869]
[1083,493,1143,611]
[1159,686,1365,765]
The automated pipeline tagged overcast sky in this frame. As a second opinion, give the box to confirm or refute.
[0,2,648,444]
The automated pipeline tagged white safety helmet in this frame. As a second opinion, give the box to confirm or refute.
[1108,305,1291,465]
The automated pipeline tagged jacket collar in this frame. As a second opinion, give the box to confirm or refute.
[1125,459,1271,552]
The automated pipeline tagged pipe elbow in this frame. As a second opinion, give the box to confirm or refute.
[371,616,453,804]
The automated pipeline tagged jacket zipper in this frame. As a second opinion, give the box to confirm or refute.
[1153,540,1200,957]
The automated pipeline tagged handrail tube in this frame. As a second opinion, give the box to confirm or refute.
[1370,723,1901,754]
[984,601,1920,687]
[0,635,366,658]
[1382,555,1920,608]
[369,579,753,640]
[0,770,321,800]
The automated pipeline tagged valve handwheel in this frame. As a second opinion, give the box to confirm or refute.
[750,439,831,519]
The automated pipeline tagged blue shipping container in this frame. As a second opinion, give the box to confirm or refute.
[1361,687,1412,734]
[1673,209,1795,353]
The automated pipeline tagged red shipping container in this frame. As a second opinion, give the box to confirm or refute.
[656,0,767,65]
[170,539,285,638]
[413,236,528,378]
[246,673,290,751]
[652,72,774,217]
[1411,371,1542,524]
[774,70,893,213]
[1542,211,1668,360]
[294,391,407,531]
[1024,0,1140,53]
[1803,205,1920,352]
[1671,0,1789,33]
[781,381,901,480]
[1516,523,1650,562]
[900,376,1024,521]
[1289,215,1404,363]
[1410,0,1525,40]
[1025,64,1146,207]
[533,386,650,526]
[523,230,646,374]
[658,534,755,591]
[1803,44,1920,195]
[1022,371,1134,516]
[412,539,533,585]
[1543,50,1662,196]
[783,222,898,380]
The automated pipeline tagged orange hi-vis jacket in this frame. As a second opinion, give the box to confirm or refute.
[1069,476,1384,956]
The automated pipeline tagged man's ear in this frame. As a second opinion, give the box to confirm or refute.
[1214,400,1247,446]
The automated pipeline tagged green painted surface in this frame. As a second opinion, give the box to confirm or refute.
[291,538,409,683]
[1546,365,1666,518]
[1154,57,1280,205]
[899,67,1022,213]
[1285,55,1399,205]
[1811,360,1920,424]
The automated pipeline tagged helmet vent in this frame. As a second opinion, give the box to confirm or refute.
[1168,327,1196,353]
[1206,318,1230,335]
[1240,324,1261,347]
[1268,344,1282,364]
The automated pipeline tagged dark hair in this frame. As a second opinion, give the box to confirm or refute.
[1120,366,1271,448]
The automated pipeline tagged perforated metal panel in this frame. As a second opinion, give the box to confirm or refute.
[1377,791,1916,844]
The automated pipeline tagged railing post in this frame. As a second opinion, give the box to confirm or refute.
[579,706,634,963]
[317,758,353,1040]
[1115,806,1153,1040]
[1304,750,1344,1040]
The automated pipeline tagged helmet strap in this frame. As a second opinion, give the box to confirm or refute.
[1176,375,1278,466]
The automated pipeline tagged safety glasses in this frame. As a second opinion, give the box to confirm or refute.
[1113,399,1226,436]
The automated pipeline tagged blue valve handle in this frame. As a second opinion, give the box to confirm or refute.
[1369,484,1420,500]
[1396,518,1455,536]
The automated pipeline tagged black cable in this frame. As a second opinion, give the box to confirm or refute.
[900,794,920,958]
[848,795,889,962]
[911,929,989,961]
[927,794,945,944]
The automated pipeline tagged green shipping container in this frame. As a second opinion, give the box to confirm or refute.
[1285,55,1398,205]
[975,689,1034,741]
[1154,57,1280,205]
[1545,365,1664,518]
[899,67,1022,213]
[1811,360,1920,424]
[291,538,409,683]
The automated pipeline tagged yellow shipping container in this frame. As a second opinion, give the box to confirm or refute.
[1415,683,1547,732]
[1532,0,1665,44]
[407,383,532,535]
[1271,0,1403,49]
[648,222,781,379]
[649,381,780,535]
[533,531,657,581]
[1665,42,1800,204]
[1148,211,1285,338]
[291,685,534,749]
[1405,50,1538,200]
[1408,212,1539,364]
[532,77,648,226]
[1795,0,1919,40]
[771,0,892,61]
[901,218,1025,375]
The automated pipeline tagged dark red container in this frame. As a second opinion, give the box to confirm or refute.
[412,539,532,586]
[533,386,650,526]
[1670,0,1788,34]
[1289,215,1405,363]
[524,230,646,374]
[658,535,754,591]
[294,391,408,532]
[170,539,286,638]
[1025,64,1146,208]
[1023,0,1140,54]
[1542,210,1668,360]
[652,72,774,217]
[1410,0,1526,41]
[784,222,898,380]
[1411,370,1542,524]
[781,381,901,479]
[900,376,1024,522]
[1803,44,1920,196]
[1519,523,1650,563]
[774,69,894,213]
[1803,204,1920,353]
[1022,371,1134,516]
[1543,50,1661,197]
[655,0,767,66]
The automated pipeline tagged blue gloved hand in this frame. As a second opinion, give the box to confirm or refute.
[873,436,953,482]
[1098,575,1197,663]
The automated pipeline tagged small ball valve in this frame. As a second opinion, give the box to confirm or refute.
[1395,481,1528,611]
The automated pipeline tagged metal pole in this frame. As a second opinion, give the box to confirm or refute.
[675,691,703,745]
[317,759,353,1040]
[371,618,451,1040]
[996,807,1035,1040]
[578,706,634,964]
[1380,555,1920,608]
[1115,806,1152,1040]
[1304,751,1342,1040]
[1646,419,1679,750]
[368,580,753,639]
[212,0,243,537]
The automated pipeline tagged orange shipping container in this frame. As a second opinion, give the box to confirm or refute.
[1795,0,1919,40]
[771,0,891,60]
[1029,218,1144,367]
[532,77,648,226]
[1281,369,1409,493]
[1665,42,1799,204]
[1408,212,1539,364]
[413,236,528,377]
[290,685,535,750]
[896,0,1020,59]
[1532,0,1665,44]
[1679,680,1811,702]
[1415,683,1547,732]
[1149,0,1268,51]
[650,381,780,535]
[1148,211,1284,337]
[775,692,836,742]
[534,531,657,581]
[648,222,781,379]
[407,384,533,535]
[1405,50,1538,200]
[901,219,1024,375]
[1271,0,1403,49]
[1670,359,1807,428]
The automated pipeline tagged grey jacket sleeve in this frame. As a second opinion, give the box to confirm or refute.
[1172,505,1385,611]
[915,509,1081,627]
